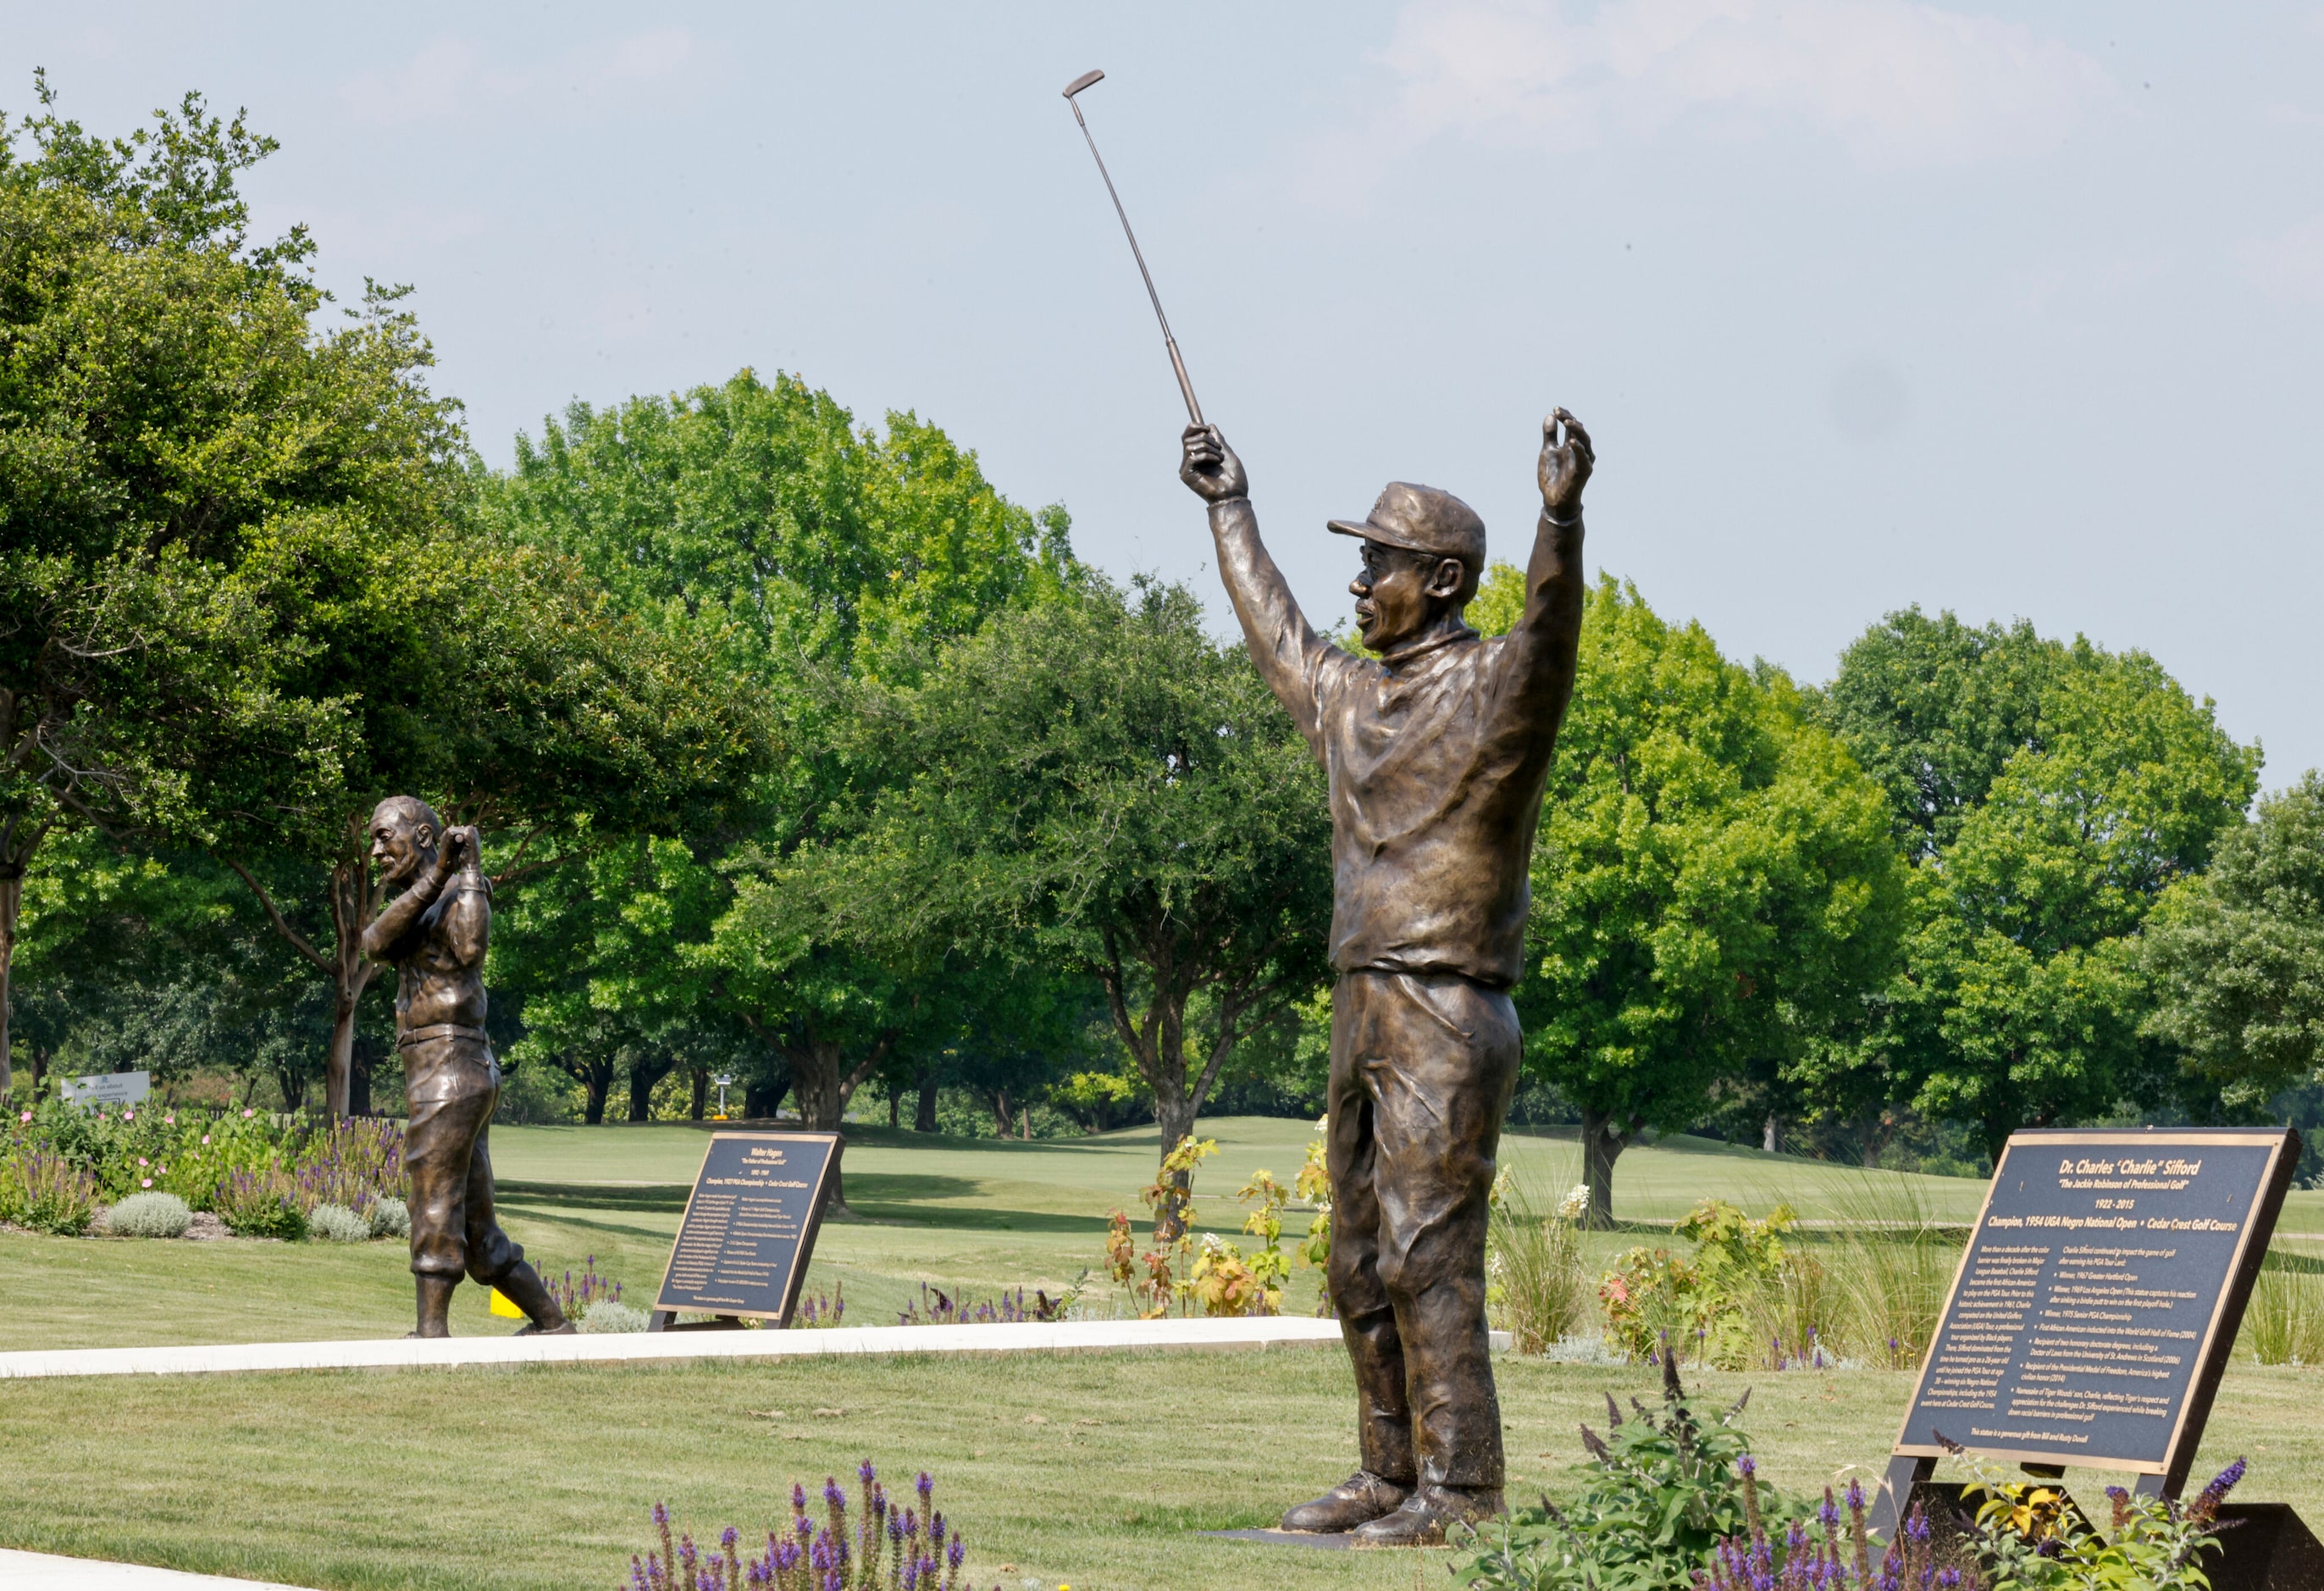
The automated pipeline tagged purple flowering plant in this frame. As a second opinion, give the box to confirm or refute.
[625,1463,1004,1591]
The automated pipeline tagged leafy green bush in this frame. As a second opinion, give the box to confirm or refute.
[307,1201,370,1243]
[1946,1439,2239,1591]
[1600,1199,1799,1366]
[369,1195,410,1239]
[217,1166,307,1240]
[105,1191,192,1238]
[1452,1351,1808,1590]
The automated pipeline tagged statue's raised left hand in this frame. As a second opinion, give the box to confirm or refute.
[1539,407,1593,518]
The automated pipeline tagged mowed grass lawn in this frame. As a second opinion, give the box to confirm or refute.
[8,1117,2324,1589]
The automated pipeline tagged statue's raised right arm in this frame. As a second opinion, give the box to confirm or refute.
[1180,424,1332,744]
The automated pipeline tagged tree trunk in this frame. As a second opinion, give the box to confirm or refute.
[566,1056,614,1125]
[689,1065,708,1122]
[322,845,380,1121]
[0,866,19,1102]
[1021,1106,1030,1142]
[744,1073,789,1120]
[1579,1106,1634,1229]
[914,1070,938,1133]
[1762,1112,1783,1156]
[987,1087,1015,1139]
[888,1091,899,1128]
[627,1056,674,1122]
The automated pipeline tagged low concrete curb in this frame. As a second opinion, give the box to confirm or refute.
[0,1316,1522,1382]
[0,1549,313,1588]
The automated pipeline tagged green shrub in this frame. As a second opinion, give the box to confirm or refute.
[369,1195,410,1239]
[105,1191,192,1238]
[580,1300,650,1333]
[307,1202,371,1243]
[0,1149,101,1236]
[1452,1352,1809,1590]
[218,1166,307,1240]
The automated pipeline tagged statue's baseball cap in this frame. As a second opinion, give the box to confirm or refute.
[1328,481,1486,568]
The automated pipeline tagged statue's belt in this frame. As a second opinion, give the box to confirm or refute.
[396,1023,490,1051]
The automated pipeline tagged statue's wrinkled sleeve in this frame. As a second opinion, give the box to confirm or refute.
[362,873,442,963]
[1491,508,1586,729]
[438,875,490,970]
[1209,497,1334,748]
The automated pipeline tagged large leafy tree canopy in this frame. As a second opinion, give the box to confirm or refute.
[1478,571,1906,1223]
[1815,610,2262,1160]
[0,76,462,1094]
[765,575,1335,1156]
[2144,772,2324,1111]
[478,373,1079,1131]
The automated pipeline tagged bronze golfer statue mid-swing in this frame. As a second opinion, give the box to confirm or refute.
[1180,410,1592,1546]
[362,798,572,1339]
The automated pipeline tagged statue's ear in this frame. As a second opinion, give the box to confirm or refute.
[1425,557,1467,601]
[415,823,437,851]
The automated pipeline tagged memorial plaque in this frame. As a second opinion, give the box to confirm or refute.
[1890,1128,2297,1501]
[650,1131,840,1329]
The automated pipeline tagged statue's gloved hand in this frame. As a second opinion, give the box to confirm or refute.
[1539,407,1593,518]
[1181,424,1248,503]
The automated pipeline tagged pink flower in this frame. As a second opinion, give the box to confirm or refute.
[163,1116,176,1126]
[141,1178,152,1189]
[137,1157,148,1167]
[122,1110,134,1121]
[201,1134,211,1145]
[16,1111,27,1124]
[241,1109,256,1119]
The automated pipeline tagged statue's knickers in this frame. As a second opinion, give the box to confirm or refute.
[1326,970,1520,1493]
[402,1036,523,1286]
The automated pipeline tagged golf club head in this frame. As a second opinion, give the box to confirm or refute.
[1062,69,1104,100]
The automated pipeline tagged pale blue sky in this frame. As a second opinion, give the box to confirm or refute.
[10,3,2321,781]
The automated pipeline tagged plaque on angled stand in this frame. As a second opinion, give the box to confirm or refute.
[1872,1127,2320,1588]
[647,1130,842,1333]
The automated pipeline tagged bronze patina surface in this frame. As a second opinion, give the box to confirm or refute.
[361,797,572,1339]
[1180,411,1592,1546]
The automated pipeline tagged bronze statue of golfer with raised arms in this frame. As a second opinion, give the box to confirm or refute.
[1180,410,1591,1545]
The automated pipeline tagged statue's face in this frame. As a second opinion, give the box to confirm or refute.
[1349,540,1465,651]
[369,807,435,887]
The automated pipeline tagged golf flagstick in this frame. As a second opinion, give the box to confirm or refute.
[1061,69,1204,427]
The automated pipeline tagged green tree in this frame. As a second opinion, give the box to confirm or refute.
[767,576,1336,1156]
[2143,771,2324,1111]
[1817,613,2262,1161]
[0,78,451,1096]
[479,371,1074,1131]
[1493,574,1906,1225]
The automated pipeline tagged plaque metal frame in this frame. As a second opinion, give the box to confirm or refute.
[647,1129,842,1333]
[1871,1126,2299,1538]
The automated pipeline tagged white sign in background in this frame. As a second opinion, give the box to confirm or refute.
[61,1071,150,1108]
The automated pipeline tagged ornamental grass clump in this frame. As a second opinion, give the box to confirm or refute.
[217,1165,307,1240]
[104,1190,193,1238]
[0,1149,101,1235]
[626,1463,999,1590]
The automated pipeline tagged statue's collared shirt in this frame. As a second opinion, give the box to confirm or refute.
[1306,627,1556,988]
[1208,499,1580,990]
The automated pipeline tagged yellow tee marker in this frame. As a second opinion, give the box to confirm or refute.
[486,1287,525,1319]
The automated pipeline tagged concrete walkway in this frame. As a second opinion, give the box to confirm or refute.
[0,1314,1502,1381]
[0,1550,313,1588]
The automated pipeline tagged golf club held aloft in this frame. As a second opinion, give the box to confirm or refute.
[1061,68,1204,427]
